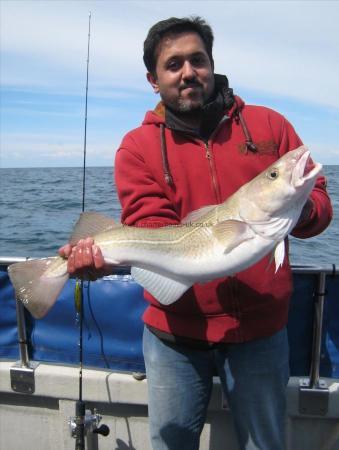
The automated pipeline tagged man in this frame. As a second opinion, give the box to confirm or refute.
[60,17,332,450]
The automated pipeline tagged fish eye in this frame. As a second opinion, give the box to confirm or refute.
[266,169,279,180]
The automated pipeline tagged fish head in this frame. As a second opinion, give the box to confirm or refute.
[239,146,322,222]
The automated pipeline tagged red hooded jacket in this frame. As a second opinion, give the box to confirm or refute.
[114,96,332,343]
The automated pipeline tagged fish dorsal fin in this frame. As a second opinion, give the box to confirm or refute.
[212,220,254,253]
[181,204,218,224]
[69,211,117,245]
[131,267,192,305]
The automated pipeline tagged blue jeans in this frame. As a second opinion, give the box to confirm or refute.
[143,326,289,450]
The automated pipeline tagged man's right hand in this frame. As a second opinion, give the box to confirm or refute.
[58,238,108,281]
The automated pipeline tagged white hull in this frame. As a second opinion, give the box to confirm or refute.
[1,361,338,450]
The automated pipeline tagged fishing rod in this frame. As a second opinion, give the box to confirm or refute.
[82,9,91,214]
[69,12,109,450]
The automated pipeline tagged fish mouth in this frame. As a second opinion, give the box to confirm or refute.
[292,147,322,188]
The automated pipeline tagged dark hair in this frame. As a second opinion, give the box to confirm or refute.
[143,16,214,75]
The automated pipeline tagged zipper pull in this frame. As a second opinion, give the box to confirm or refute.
[205,143,211,159]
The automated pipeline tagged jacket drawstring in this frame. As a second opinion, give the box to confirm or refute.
[160,124,174,186]
[235,110,257,153]
[160,107,257,185]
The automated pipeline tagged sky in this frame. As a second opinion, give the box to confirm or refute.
[1,0,339,168]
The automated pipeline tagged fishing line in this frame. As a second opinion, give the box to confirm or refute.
[78,6,91,399]
[74,11,91,450]
[87,283,110,369]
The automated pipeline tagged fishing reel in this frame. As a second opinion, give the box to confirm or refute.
[69,401,110,450]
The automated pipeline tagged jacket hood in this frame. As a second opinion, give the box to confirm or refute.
[142,93,255,188]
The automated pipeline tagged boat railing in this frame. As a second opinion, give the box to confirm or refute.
[0,257,337,416]
[0,257,337,275]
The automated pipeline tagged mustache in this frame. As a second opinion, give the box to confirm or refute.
[179,80,203,91]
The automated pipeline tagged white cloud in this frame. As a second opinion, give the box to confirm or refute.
[1,0,338,167]
[0,130,120,167]
[1,1,339,108]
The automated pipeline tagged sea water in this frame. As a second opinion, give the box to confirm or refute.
[0,165,338,265]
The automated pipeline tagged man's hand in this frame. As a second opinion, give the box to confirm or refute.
[58,238,108,281]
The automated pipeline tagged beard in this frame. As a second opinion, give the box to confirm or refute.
[160,76,215,115]
[175,84,209,113]
[177,96,204,113]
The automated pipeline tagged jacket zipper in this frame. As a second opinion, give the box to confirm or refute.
[203,115,229,203]
[204,116,240,333]
[204,142,221,203]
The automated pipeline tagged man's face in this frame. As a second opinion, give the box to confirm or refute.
[147,32,215,113]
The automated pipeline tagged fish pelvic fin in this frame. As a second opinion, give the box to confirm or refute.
[69,211,117,245]
[8,257,69,319]
[131,267,192,305]
[273,240,286,272]
[266,240,286,273]
[212,220,254,253]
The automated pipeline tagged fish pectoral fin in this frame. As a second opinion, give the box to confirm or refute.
[273,240,286,272]
[70,212,117,245]
[131,267,192,305]
[211,220,254,253]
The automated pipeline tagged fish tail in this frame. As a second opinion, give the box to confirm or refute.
[8,257,69,319]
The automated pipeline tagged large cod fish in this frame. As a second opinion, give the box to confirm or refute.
[8,146,321,319]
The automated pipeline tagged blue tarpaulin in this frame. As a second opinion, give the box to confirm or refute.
[0,267,338,377]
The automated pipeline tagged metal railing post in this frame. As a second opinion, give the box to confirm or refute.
[3,259,40,394]
[299,270,329,415]
[15,298,30,367]
[309,271,326,389]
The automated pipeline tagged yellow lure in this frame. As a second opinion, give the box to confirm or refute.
[74,280,82,313]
